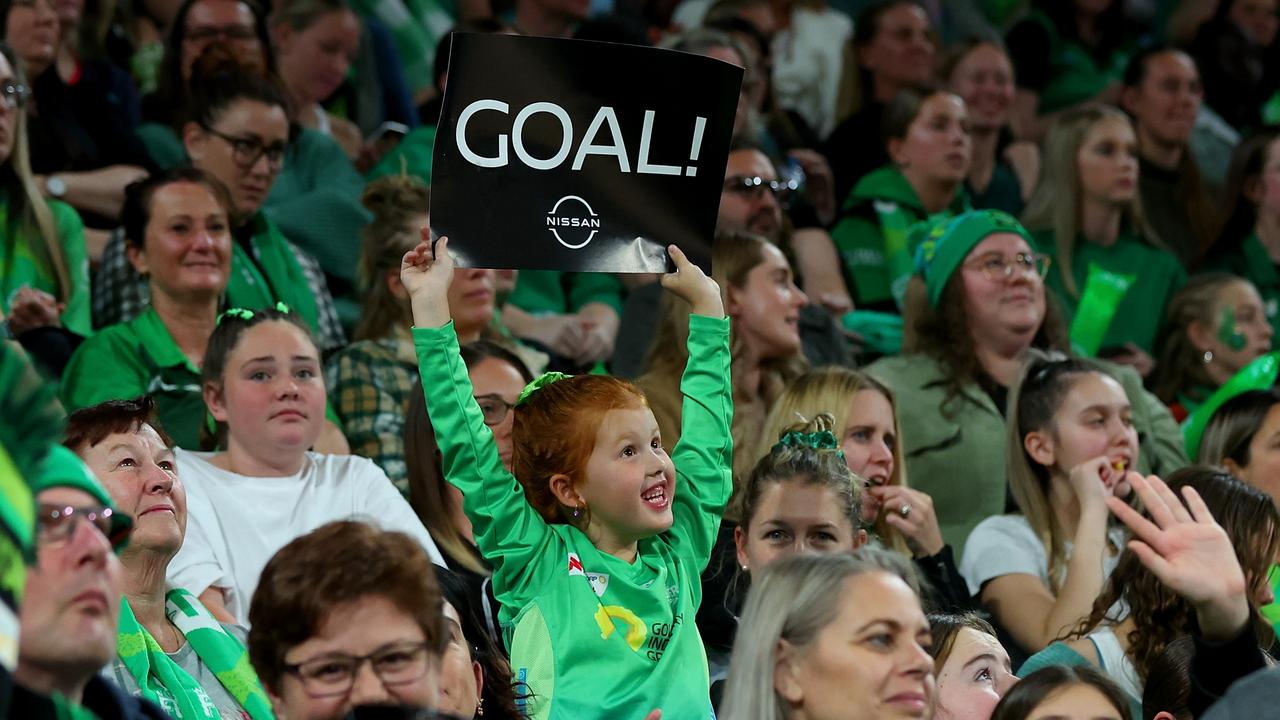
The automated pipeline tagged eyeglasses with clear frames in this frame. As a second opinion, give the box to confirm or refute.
[474,394,516,426]
[0,82,30,110]
[201,125,286,171]
[37,503,133,550]
[282,641,433,698]
[967,252,1051,282]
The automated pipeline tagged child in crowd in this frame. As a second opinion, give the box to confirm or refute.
[166,306,443,623]
[962,353,1141,656]
[403,234,731,719]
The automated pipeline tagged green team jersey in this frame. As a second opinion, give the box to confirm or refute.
[413,315,732,720]
[1037,229,1187,354]
[0,198,89,337]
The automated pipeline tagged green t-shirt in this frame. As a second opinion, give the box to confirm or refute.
[367,126,435,184]
[1037,230,1187,354]
[508,270,626,316]
[1205,234,1280,338]
[60,306,205,448]
[0,198,90,337]
[413,315,732,720]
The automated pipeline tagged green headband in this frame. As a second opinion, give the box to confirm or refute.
[915,210,1036,307]
[1183,351,1280,462]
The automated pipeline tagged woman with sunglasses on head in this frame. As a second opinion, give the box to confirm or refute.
[326,173,512,491]
[0,42,90,367]
[61,167,348,453]
[95,53,348,353]
[66,396,275,720]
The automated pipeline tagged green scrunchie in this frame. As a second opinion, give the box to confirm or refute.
[517,372,574,406]
[773,430,840,453]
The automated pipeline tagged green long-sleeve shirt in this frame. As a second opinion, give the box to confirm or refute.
[0,198,89,337]
[413,314,732,720]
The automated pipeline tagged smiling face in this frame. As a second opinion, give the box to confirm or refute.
[205,320,327,458]
[948,44,1014,132]
[270,594,439,720]
[5,0,59,74]
[718,148,784,242]
[735,481,858,572]
[842,388,897,524]
[1077,116,1139,206]
[726,243,808,361]
[275,9,360,106]
[18,487,123,687]
[777,571,936,720]
[1025,683,1125,720]
[577,405,676,552]
[891,93,972,186]
[959,232,1047,349]
[860,3,935,93]
[1037,372,1140,481]
[934,628,1016,720]
[75,424,187,558]
[1126,51,1202,148]
[127,181,232,302]
[185,98,289,217]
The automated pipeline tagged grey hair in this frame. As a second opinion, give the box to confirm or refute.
[719,548,923,720]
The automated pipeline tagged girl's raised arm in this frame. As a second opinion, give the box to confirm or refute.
[404,234,556,608]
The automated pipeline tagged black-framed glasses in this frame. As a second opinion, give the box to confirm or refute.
[966,252,1051,282]
[282,641,433,699]
[723,175,798,207]
[184,23,259,45]
[201,125,286,171]
[474,394,516,427]
[0,82,30,110]
[37,503,133,551]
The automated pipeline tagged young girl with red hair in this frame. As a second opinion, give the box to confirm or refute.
[402,235,730,720]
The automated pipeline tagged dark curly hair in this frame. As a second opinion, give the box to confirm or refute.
[1062,466,1280,683]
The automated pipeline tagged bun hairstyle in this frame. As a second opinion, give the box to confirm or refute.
[355,174,431,342]
[737,413,863,533]
[185,47,290,133]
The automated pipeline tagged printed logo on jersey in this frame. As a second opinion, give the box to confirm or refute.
[567,552,585,576]
[587,572,609,597]
[595,605,647,651]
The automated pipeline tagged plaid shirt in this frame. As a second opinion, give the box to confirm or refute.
[91,228,347,352]
[324,337,417,494]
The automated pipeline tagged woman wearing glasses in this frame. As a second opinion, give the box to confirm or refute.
[248,520,449,720]
[64,396,276,720]
[95,54,348,353]
[325,173,525,492]
[867,211,1185,566]
[0,43,90,362]
[1022,105,1186,375]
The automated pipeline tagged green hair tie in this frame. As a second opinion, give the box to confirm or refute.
[773,429,841,454]
[517,372,574,406]
[216,307,255,324]
[274,301,292,313]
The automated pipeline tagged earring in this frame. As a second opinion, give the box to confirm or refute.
[1203,349,1214,364]
[741,564,748,571]
[572,505,581,519]
[477,698,485,716]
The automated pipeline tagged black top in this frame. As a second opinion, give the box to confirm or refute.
[822,101,888,208]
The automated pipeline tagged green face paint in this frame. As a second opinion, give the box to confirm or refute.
[1218,307,1248,351]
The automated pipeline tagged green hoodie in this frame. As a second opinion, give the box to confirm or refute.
[830,165,969,309]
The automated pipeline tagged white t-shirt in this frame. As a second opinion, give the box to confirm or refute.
[167,449,445,622]
[959,514,1127,598]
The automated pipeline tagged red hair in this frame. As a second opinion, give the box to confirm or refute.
[512,375,649,524]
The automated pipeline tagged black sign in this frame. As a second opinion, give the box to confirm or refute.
[431,33,743,273]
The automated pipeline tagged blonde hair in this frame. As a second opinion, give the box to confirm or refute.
[720,549,922,720]
[354,174,429,341]
[1022,105,1161,297]
[2,48,64,303]
[758,367,910,554]
[640,232,806,498]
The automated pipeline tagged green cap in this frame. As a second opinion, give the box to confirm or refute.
[1183,351,1280,462]
[915,209,1035,307]
[31,446,131,551]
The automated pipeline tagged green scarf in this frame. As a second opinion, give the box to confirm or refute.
[226,214,322,341]
[117,589,275,720]
[50,692,101,720]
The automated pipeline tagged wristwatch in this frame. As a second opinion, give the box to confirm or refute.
[45,175,66,198]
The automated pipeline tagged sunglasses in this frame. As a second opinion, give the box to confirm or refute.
[37,503,133,551]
